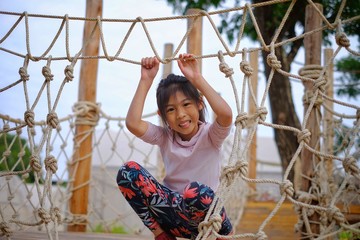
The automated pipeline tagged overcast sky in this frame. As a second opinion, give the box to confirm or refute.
[0,0,357,139]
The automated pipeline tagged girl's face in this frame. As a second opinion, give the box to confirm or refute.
[165,91,203,141]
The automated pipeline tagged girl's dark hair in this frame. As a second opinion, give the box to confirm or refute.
[156,74,206,125]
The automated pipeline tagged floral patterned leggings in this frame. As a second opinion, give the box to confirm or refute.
[116,161,232,239]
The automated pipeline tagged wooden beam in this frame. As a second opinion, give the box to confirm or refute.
[323,48,334,176]
[248,50,259,192]
[68,0,102,232]
[301,3,323,194]
[300,3,323,238]
[186,8,203,72]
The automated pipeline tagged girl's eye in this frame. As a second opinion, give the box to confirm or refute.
[166,107,174,113]
[184,102,191,107]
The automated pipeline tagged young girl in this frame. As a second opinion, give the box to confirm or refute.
[117,53,233,240]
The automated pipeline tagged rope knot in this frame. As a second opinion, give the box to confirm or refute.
[219,62,234,78]
[298,65,322,81]
[302,90,323,107]
[19,66,30,81]
[240,60,253,76]
[0,222,12,236]
[209,214,222,232]
[2,149,11,158]
[297,129,311,144]
[335,32,350,48]
[313,77,327,92]
[7,194,14,201]
[313,95,323,107]
[45,155,58,174]
[42,66,54,81]
[71,214,88,225]
[51,207,62,223]
[327,207,346,225]
[343,156,359,176]
[30,155,42,172]
[235,112,248,128]
[221,161,248,186]
[255,230,268,240]
[3,123,10,132]
[47,111,59,129]
[72,101,100,126]
[280,180,294,197]
[256,107,268,121]
[38,208,52,224]
[266,54,281,69]
[16,127,23,135]
[198,214,222,234]
[24,110,35,128]
[64,65,74,82]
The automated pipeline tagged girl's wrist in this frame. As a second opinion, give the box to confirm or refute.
[189,75,205,88]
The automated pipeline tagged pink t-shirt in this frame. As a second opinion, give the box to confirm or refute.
[140,121,231,193]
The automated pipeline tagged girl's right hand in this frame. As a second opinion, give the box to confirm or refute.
[141,56,160,82]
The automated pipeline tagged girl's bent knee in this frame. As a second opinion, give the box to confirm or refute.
[123,160,139,169]
[116,161,139,185]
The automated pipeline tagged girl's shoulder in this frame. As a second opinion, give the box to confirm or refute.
[140,121,178,146]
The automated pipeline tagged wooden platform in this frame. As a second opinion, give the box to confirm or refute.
[2,201,359,240]
[236,201,300,240]
[0,231,192,240]
[0,231,142,240]
[0,201,299,240]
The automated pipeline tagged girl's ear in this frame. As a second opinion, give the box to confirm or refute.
[198,100,204,110]
[157,110,161,116]
[198,96,204,110]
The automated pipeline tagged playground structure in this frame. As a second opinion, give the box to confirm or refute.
[0,0,360,239]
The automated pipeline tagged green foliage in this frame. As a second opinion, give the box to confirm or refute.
[333,124,360,158]
[165,0,359,44]
[92,223,127,234]
[165,0,224,14]
[0,133,35,183]
[164,0,360,99]
[335,55,360,100]
[323,0,360,43]
[338,230,360,240]
[110,225,128,234]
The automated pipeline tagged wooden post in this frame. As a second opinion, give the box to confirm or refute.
[162,43,174,79]
[300,3,323,238]
[158,43,174,180]
[186,8,203,72]
[248,50,259,192]
[68,0,102,232]
[323,48,334,178]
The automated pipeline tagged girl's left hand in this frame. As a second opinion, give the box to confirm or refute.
[177,53,201,82]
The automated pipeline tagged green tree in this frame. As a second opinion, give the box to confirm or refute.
[0,133,35,183]
[164,0,359,182]
[335,56,360,99]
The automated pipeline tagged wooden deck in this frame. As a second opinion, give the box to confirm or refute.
[236,201,300,240]
[2,201,359,240]
[0,231,141,240]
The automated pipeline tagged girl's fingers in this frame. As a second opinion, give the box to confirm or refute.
[179,53,195,63]
[141,57,157,69]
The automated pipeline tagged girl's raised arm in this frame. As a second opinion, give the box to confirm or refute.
[177,53,233,127]
[126,57,160,137]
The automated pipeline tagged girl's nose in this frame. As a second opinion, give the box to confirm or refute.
[177,108,186,119]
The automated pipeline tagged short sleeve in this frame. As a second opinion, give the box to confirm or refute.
[208,121,232,148]
[139,121,167,146]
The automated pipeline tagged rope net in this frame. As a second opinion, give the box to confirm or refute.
[0,0,359,239]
